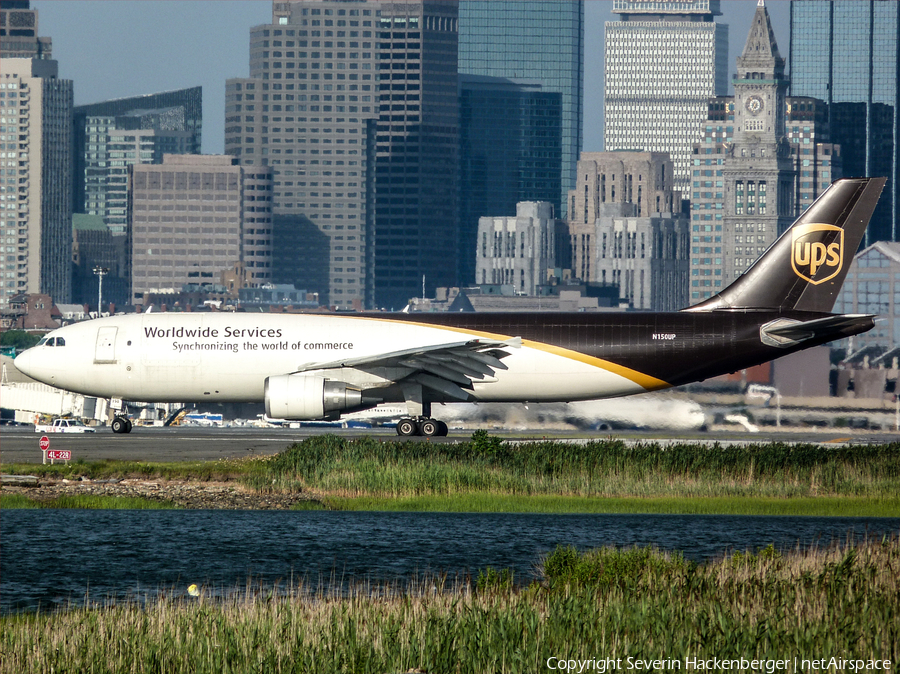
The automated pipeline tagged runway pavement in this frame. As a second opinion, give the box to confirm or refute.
[2,425,898,466]
[0,426,398,465]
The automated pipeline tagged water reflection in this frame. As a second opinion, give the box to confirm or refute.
[3,510,898,612]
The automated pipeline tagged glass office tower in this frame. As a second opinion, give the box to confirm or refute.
[73,87,203,233]
[458,75,562,285]
[458,1,583,218]
[790,0,899,244]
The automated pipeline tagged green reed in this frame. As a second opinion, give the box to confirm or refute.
[3,538,897,674]
[241,434,900,502]
[0,493,176,509]
[325,494,900,517]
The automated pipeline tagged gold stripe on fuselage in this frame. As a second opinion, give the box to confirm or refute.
[357,314,673,393]
[522,340,671,392]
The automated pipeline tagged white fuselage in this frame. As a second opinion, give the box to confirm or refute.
[14,313,656,406]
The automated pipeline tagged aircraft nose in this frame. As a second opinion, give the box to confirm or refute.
[13,348,36,378]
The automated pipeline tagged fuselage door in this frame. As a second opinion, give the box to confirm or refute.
[94,326,118,364]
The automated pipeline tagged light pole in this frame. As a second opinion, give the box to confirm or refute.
[746,384,783,428]
[93,266,109,316]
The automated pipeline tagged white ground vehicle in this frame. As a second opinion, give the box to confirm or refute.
[34,418,96,433]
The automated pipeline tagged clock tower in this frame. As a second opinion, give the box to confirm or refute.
[733,0,787,148]
[721,0,796,283]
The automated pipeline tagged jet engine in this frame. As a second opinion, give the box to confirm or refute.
[265,374,362,420]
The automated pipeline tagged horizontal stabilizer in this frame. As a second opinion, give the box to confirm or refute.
[760,314,875,347]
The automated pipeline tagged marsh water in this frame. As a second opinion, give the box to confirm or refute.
[3,510,898,612]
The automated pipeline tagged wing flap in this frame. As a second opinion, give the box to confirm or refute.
[412,373,472,401]
[417,353,497,379]
[294,337,519,373]
[465,350,510,370]
[400,359,472,387]
[293,335,521,398]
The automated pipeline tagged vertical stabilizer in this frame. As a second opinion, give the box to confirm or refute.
[685,178,885,312]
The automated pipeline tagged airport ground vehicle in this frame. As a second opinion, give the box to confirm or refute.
[34,418,96,434]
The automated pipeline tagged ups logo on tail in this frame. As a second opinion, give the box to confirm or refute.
[791,223,843,285]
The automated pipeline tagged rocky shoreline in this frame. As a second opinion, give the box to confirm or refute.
[2,476,321,510]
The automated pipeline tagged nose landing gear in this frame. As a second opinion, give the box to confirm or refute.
[111,415,133,434]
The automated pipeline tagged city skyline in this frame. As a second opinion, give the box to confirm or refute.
[35,0,790,156]
[13,0,884,316]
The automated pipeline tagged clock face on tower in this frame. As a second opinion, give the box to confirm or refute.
[746,95,764,116]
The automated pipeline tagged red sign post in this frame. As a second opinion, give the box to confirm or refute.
[39,436,70,464]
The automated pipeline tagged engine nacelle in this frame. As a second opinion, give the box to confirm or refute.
[264,374,362,420]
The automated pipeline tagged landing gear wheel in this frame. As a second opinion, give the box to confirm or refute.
[419,419,439,437]
[125,420,133,433]
[396,418,418,437]
[111,417,127,434]
[437,421,449,437]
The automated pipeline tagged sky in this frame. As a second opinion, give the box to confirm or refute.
[34,0,791,155]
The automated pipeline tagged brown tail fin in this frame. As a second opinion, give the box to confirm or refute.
[685,178,886,313]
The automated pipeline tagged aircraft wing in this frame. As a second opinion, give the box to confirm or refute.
[292,337,522,400]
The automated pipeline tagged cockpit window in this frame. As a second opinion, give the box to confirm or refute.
[55,337,65,347]
[36,337,49,346]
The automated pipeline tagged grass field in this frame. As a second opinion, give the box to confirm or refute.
[2,539,897,673]
[0,493,175,510]
[4,433,900,516]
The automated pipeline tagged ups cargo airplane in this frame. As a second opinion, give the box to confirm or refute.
[14,178,885,437]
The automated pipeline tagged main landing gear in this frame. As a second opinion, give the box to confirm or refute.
[396,383,449,437]
[396,417,449,437]
[111,415,133,434]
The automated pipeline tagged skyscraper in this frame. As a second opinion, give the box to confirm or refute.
[77,118,196,236]
[604,0,728,196]
[789,0,899,244]
[128,155,273,305]
[458,75,561,285]
[566,151,689,311]
[1,58,73,308]
[72,87,203,232]
[72,213,128,309]
[458,1,583,217]
[227,0,458,310]
[785,96,841,215]
[0,0,51,59]
[475,201,564,294]
[226,1,379,311]
[372,1,458,310]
